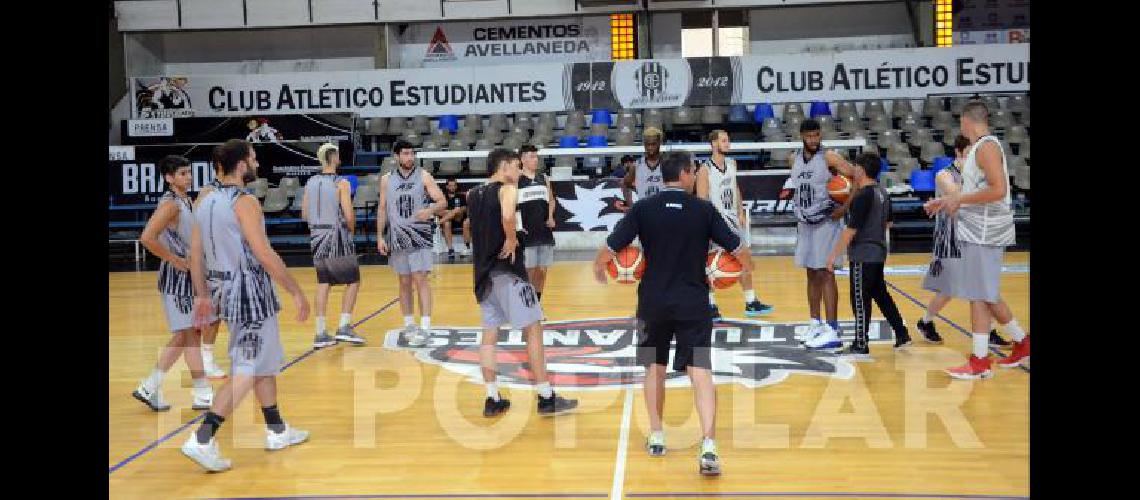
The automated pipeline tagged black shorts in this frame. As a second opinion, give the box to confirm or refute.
[315,255,361,285]
[636,316,713,371]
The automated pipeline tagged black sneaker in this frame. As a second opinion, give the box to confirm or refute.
[838,342,872,360]
[743,300,775,317]
[537,393,578,416]
[894,328,913,349]
[709,304,722,320]
[483,396,511,417]
[916,319,943,344]
[988,330,1011,348]
[447,249,455,261]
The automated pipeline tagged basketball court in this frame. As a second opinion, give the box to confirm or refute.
[109,252,1029,499]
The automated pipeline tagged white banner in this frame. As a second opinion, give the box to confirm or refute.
[109,146,135,162]
[397,16,611,69]
[738,44,1029,104]
[127,118,174,137]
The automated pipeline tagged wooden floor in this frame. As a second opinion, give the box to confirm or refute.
[109,252,1029,500]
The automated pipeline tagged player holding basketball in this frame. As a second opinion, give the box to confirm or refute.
[790,119,857,352]
[131,155,214,412]
[826,152,912,357]
[193,145,228,379]
[595,151,751,476]
[301,143,365,348]
[516,144,557,302]
[697,129,774,319]
[617,127,666,212]
[926,102,1029,379]
[468,148,578,417]
[916,135,1011,347]
[183,139,311,472]
[377,140,447,346]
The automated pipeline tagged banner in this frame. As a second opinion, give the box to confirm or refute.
[120,113,357,146]
[398,16,611,69]
[133,45,1028,118]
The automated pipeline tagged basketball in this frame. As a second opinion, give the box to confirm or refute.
[828,175,852,204]
[606,246,646,284]
[706,250,744,289]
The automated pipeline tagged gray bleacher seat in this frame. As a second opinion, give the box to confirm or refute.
[836,101,859,121]
[366,118,388,136]
[908,128,934,148]
[990,109,1013,130]
[352,183,379,209]
[783,114,804,135]
[615,132,636,146]
[1006,124,1028,145]
[589,122,610,137]
[894,157,919,178]
[1019,139,1030,160]
[700,105,725,124]
[876,129,902,149]
[262,187,289,214]
[438,159,463,176]
[502,136,523,151]
[250,178,269,199]
[931,110,955,132]
[410,115,431,134]
[448,138,468,151]
[388,117,408,134]
[921,96,944,118]
[474,138,493,150]
[642,108,665,130]
[1012,161,1030,190]
[278,177,301,198]
[864,100,887,119]
[761,117,782,136]
[381,155,397,175]
[481,127,503,145]
[421,139,442,152]
[942,128,962,146]
[886,142,911,165]
[891,99,914,118]
[562,121,583,139]
[868,114,891,132]
[513,112,533,131]
[564,110,587,131]
[672,107,696,125]
[919,140,945,164]
[839,114,863,134]
[1007,94,1029,114]
[821,129,841,140]
[487,113,508,132]
[400,129,422,147]
[783,103,805,121]
[430,127,450,143]
[816,114,836,131]
[464,114,482,131]
[468,156,489,175]
[615,111,637,129]
[899,113,921,133]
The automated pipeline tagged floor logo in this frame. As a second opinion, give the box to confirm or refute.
[384,317,896,391]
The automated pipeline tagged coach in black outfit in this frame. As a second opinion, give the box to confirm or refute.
[593,151,751,476]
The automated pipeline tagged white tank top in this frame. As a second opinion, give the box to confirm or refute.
[702,156,742,232]
[634,156,666,200]
[957,135,1015,247]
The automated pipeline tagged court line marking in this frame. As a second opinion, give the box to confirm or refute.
[108,297,401,475]
[884,281,1029,373]
[610,388,634,500]
[625,493,1028,499]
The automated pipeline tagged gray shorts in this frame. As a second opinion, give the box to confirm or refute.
[921,255,961,295]
[315,254,360,285]
[525,244,555,268]
[479,273,544,329]
[795,219,844,270]
[949,241,1004,303]
[161,294,195,333]
[226,315,285,377]
[389,248,434,275]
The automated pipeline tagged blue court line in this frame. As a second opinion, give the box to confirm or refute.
[202,494,607,499]
[884,281,1029,374]
[108,297,401,476]
[626,493,1028,499]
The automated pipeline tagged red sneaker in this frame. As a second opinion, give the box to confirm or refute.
[997,335,1030,368]
[945,355,993,380]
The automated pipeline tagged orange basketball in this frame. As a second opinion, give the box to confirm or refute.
[606,247,646,284]
[706,250,743,289]
[828,175,852,204]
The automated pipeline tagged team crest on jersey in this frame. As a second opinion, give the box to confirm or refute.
[383,317,896,391]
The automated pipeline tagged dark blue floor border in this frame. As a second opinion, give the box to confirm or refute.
[885,281,1029,373]
[109,297,400,475]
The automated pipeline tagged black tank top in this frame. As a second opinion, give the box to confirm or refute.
[517,172,555,246]
[468,181,529,301]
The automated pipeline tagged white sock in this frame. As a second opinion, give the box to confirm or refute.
[810,317,822,326]
[743,289,756,303]
[702,437,717,454]
[404,315,415,327]
[650,430,665,442]
[486,381,500,401]
[922,310,934,322]
[537,382,553,398]
[708,292,716,305]
[972,333,989,358]
[339,313,352,329]
[142,368,164,392]
[1001,319,1026,342]
[316,316,326,334]
[201,344,215,364]
[420,316,431,330]
[192,378,210,389]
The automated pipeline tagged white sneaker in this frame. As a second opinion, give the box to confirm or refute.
[181,436,232,472]
[795,320,822,342]
[204,363,228,379]
[408,327,431,347]
[803,324,843,352]
[191,387,213,411]
[265,425,311,451]
[132,384,171,412]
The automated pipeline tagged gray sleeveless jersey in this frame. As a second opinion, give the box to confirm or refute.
[957,135,1015,247]
[157,191,194,299]
[195,186,281,324]
[384,167,434,252]
[932,163,963,259]
[635,156,666,200]
[304,173,355,259]
[790,149,836,224]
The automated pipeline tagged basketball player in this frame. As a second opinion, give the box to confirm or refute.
[301,143,364,348]
[468,148,578,417]
[377,140,447,346]
[916,135,1009,347]
[595,150,751,476]
[439,178,471,260]
[617,127,665,212]
[193,145,228,379]
[183,139,311,472]
[925,102,1029,379]
[516,144,557,301]
[825,152,912,357]
[131,155,214,412]
[790,119,857,351]
[697,130,774,319]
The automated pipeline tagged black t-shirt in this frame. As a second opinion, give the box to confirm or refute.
[517,172,555,247]
[606,188,742,321]
[468,182,529,301]
[845,184,893,263]
[445,189,466,211]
